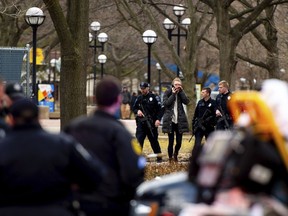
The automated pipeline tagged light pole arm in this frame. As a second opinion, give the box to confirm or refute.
[101,63,104,78]
[176,16,181,77]
[100,42,105,52]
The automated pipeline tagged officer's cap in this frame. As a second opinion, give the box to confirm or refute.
[5,82,25,101]
[140,82,150,89]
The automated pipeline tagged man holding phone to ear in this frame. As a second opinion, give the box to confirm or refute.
[162,77,190,162]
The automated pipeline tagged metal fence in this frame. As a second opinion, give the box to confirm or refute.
[0,45,30,96]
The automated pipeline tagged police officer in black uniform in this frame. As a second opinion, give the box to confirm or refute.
[0,98,106,216]
[133,82,163,162]
[192,87,217,159]
[0,82,26,139]
[65,76,145,216]
[215,80,233,130]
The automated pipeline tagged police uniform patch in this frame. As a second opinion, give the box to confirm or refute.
[149,97,153,101]
[131,138,142,155]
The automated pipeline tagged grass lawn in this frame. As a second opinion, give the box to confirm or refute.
[142,135,195,180]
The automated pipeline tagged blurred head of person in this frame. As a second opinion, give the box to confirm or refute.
[9,98,39,127]
[95,76,122,115]
[139,82,150,95]
[5,82,25,106]
[0,79,5,101]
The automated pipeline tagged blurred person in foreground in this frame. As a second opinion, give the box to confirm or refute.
[133,82,163,162]
[215,80,233,130]
[64,76,145,215]
[162,77,190,162]
[0,98,106,216]
[3,82,26,127]
[4,82,25,106]
[0,80,10,138]
[0,82,25,138]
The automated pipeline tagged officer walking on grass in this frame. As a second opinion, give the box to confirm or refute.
[133,82,163,162]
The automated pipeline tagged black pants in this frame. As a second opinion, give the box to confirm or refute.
[167,122,183,158]
[192,128,214,157]
[136,123,161,154]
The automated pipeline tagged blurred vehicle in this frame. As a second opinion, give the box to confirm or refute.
[130,89,288,216]
[130,172,197,216]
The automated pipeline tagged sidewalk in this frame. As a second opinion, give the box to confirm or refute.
[40,119,61,133]
[40,119,171,138]
[40,119,138,134]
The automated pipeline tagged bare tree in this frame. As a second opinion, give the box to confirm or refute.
[200,0,288,85]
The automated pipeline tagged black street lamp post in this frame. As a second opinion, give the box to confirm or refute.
[98,54,107,78]
[89,21,108,104]
[156,63,162,96]
[25,7,45,103]
[142,30,157,84]
[163,4,190,77]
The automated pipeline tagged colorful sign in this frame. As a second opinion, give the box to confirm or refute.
[38,84,55,112]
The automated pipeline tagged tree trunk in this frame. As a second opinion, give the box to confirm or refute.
[214,2,237,86]
[183,4,199,128]
[43,0,88,129]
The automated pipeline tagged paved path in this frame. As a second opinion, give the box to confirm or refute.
[40,119,61,133]
[40,119,137,134]
[39,119,172,138]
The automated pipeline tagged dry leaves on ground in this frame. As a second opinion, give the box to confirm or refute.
[142,135,193,180]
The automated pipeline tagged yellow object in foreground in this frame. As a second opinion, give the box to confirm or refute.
[228,91,288,170]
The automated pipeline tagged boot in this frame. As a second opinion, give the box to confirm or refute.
[157,157,162,163]
[173,153,178,162]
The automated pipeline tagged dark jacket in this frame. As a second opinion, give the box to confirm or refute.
[64,110,144,203]
[192,97,217,132]
[0,123,105,207]
[133,92,163,124]
[216,91,233,129]
[162,88,190,133]
[130,94,138,111]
